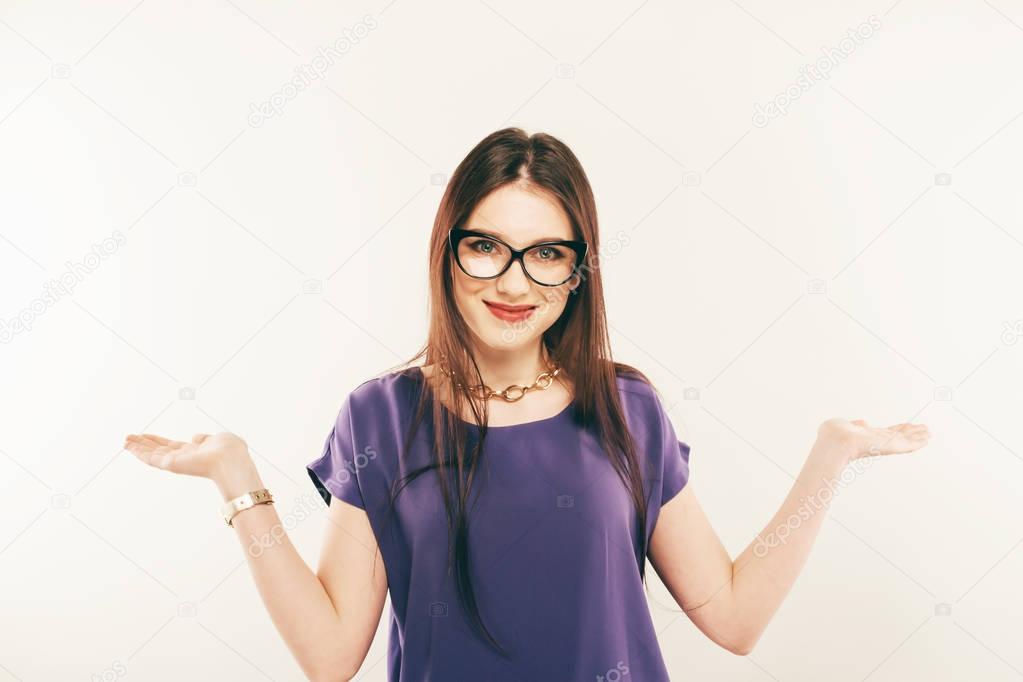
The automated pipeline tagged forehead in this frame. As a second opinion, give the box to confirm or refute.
[465,184,573,245]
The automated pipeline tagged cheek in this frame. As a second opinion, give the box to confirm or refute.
[452,270,485,311]
[536,284,572,320]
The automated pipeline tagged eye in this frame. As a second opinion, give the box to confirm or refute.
[536,246,565,260]
[469,238,498,254]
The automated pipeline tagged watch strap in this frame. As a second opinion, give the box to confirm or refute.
[221,488,274,527]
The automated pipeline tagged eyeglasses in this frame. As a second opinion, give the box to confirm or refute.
[448,227,588,287]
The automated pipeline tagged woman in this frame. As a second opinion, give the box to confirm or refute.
[124,128,931,681]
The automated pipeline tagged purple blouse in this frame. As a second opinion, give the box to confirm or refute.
[306,366,691,681]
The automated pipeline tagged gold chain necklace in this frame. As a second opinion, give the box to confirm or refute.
[437,356,561,403]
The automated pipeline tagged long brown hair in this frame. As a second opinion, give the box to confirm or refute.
[377,127,656,657]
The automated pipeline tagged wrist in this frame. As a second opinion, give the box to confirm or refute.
[213,453,263,501]
[813,422,861,467]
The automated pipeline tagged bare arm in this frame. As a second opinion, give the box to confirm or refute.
[648,418,930,655]
[124,433,387,681]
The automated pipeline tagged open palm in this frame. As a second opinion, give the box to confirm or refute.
[123,432,247,479]
[821,418,931,459]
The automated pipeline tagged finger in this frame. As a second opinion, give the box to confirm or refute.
[142,433,187,448]
[889,433,931,454]
[149,445,177,470]
[125,438,156,454]
[132,446,166,468]
[192,433,208,444]
[898,424,929,437]
[131,439,161,453]
[137,435,176,450]
[128,443,159,466]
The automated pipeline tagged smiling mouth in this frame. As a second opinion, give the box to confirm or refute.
[484,300,537,312]
[484,300,537,321]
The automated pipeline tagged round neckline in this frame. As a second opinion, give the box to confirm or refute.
[403,365,575,430]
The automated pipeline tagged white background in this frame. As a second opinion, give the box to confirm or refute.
[2,1,1022,680]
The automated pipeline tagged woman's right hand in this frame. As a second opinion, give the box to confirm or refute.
[124,432,250,480]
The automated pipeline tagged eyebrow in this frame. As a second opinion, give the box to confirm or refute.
[467,227,571,245]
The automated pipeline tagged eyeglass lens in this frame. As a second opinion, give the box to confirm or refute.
[458,236,576,286]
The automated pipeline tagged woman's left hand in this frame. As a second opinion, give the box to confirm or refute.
[818,417,931,462]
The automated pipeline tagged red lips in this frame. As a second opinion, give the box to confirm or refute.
[484,300,537,312]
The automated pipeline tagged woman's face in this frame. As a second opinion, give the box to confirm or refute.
[451,183,579,353]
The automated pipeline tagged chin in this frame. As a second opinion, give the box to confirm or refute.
[469,318,537,352]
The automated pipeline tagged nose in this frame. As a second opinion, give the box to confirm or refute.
[496,257,531,295]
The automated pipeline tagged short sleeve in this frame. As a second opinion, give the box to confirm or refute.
[632,380,694,552]
[306,394,367,509]
[661,438,691,506]
[654,392,691,507]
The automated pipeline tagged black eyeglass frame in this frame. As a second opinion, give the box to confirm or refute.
[447,227,589,288]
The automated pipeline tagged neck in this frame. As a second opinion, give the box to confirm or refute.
[469,341,552,389]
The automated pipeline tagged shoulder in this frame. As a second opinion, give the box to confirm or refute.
[612,366,690,489]
[614,364,663,411]
[334,366,420,424]
[612,364,675,441]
